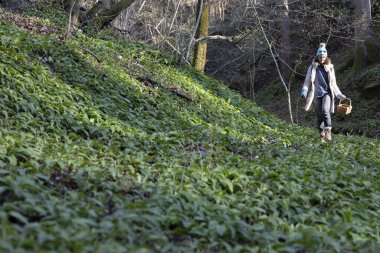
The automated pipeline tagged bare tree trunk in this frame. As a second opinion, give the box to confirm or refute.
[113,0,146,31]
[351,0,372,76]
[84,0,106,24]
[95,0,136,28]
[192,0,209,72]
[64,0,77,40]
[72,0,83,26]
[250,41,256,101]
[61,0,83,27]
[184,0,204,63]
[279,0,291,83]
[361,0,372,39]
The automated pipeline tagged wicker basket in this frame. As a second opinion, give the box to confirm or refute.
[337,98,352,115]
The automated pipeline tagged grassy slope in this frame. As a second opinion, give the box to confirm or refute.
[1,5,380,253]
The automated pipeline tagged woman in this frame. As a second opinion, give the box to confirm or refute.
[301,43,347,141]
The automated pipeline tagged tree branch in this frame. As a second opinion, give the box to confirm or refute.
[193,35,234,43]
[78,46,101,63]
[64,0,77,40]
[252,3,293,123]
[211,52,249,76]
[151,25,191,65]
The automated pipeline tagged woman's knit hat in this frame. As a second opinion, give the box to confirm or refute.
[316,43,328,57]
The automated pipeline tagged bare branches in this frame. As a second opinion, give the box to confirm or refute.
[151,24,191,65]
[211,51,249,75]
[194,35,234,43]
[252,3,293,123]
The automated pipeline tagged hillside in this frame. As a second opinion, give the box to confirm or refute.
[1,5,380,253]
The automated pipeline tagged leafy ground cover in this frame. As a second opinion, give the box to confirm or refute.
[1,5,380,252]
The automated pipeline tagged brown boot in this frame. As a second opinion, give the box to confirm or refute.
[325,129,332,141]
[320,131,326,142]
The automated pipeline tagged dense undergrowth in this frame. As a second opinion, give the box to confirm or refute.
[1,5,380,253]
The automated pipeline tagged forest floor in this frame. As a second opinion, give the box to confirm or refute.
[1,3,380,252]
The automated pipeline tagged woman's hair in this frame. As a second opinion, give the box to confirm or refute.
[314,56,331,65]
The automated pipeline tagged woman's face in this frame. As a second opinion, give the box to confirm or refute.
[318,55,327,64]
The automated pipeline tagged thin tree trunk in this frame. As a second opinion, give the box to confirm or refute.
[62,0,83,26]
[279,0,291,83]
[192,0,209,72]
[72,0,83,26]
[361,0,372,39]
[64,0,77,40]
[184,0,204,62]
[250,41,256,101]
[169,0,182,33]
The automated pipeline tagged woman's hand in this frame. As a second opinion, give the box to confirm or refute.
[301,90,308,100]
[337,93,347,101]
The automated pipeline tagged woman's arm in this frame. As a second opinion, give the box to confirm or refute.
[330,66,346,99]
[301,65,312,97]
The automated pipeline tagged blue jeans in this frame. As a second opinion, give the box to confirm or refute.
[313,94,332,134]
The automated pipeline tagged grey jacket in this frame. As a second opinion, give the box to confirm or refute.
[301,62,345,113]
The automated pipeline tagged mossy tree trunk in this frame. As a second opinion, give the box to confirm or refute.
[93,0,136,29]
[192,0,209,73]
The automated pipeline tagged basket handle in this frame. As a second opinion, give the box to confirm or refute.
[339,98,351,106]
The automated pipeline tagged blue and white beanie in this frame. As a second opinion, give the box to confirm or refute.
[316,43,328,57]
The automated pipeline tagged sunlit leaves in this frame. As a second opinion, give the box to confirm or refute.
[1,14,380,253]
